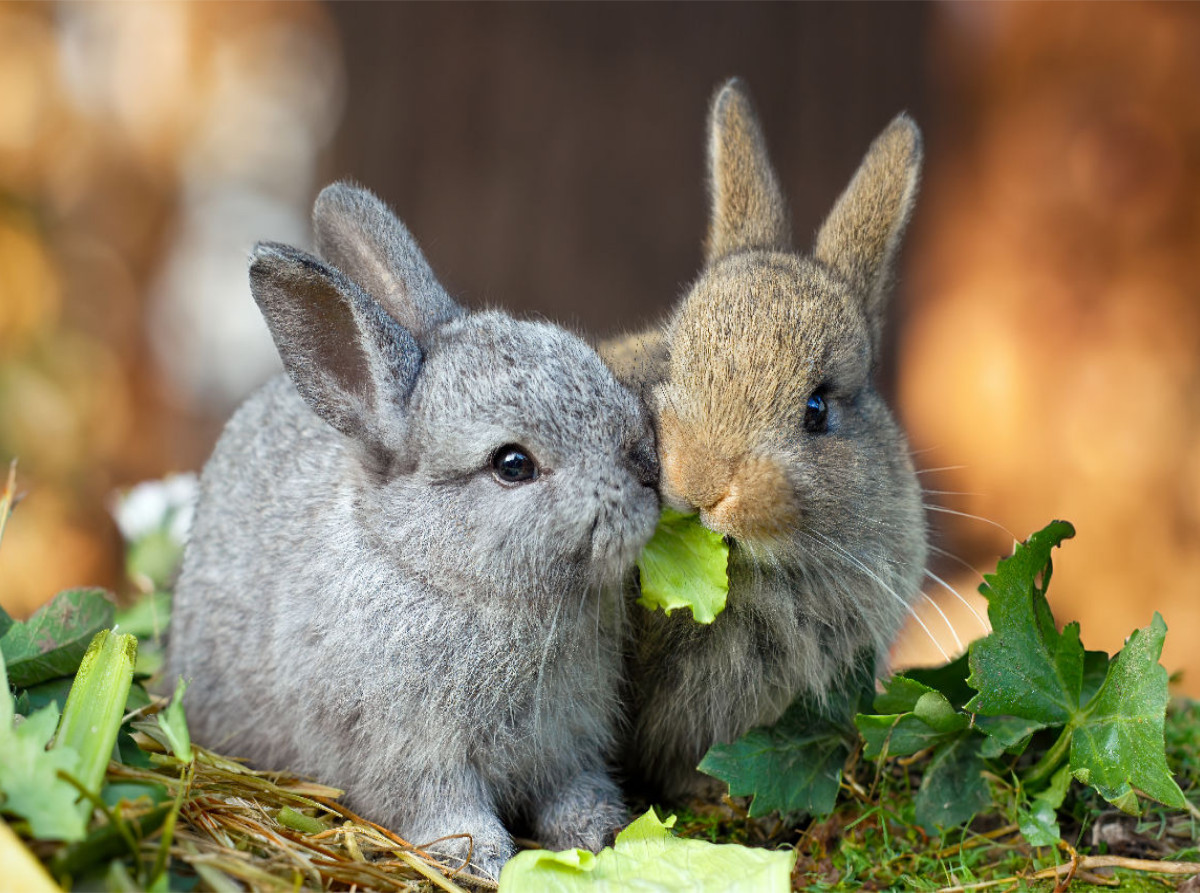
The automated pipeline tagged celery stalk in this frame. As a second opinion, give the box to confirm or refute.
[52,629,137,813]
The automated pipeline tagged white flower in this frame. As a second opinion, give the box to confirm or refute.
[110,472,199,544]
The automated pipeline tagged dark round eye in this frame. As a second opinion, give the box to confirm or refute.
[492,445,539,484]
[803,392,829,433]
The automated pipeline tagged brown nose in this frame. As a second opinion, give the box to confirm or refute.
[661,445,730,514]
[663,446,795,542]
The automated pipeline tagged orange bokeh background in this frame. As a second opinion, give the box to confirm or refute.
[1,2,1197,693]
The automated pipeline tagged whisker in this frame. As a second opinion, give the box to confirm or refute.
[927,544,985,583]
[803,529,951,663]
[923,504,1018,541]
[915,465,967,476]
[924,568,990,636]
[920,489,982,499]
[920,592,964,653]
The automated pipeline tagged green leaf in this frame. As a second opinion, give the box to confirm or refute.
[700,652,874,817]
[904,652,975,710]
[975,715,1048,759]
[125,530,184,593]
[636,509,729,623]
[872,675,938,715]
[914,734,990,832]
[1018,764,1071,847]
[497,809,795,892]
[1069,613,1187,813]
[856,691,970,760]
[964,522,1185,815]
[156,677,192,763]
[0,648,87,841]
[0,604,12,641]
[0,588,115,687]
[966,521,1079,725]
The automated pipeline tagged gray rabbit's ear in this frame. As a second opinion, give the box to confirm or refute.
[704,78,792,264]
[250,242,420,450]
[312,182,464,338]
[813,114,922,345]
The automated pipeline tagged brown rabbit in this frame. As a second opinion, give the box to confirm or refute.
[604,78,928,801]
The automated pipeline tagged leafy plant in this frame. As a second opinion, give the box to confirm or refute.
[700,520,1194,848]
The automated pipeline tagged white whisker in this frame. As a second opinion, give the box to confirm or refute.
[925,568,990,636]
[923,504,1018,541]
[919,591,964,653]
[803,529,951,663]
[927,544,985,583]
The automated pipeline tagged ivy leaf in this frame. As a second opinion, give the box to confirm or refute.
[903,653,975,710]
[497,809,795,892]
[637,509,729,624]
[856,691,969,760]
[914,734,990,832]
[966,522,1184,814]
[1069,614,1186,813]
[975,715,1048,759]
[966,520,1079,724]
[700,652,874,817]
[0,589,114,687]
[1018,764,1071,847]
[872,675,938,715]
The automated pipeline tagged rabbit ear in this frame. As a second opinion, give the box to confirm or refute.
[249,242,421,450]
[312,182,464,338]
[704,78,792,264]
[813,114,922,345]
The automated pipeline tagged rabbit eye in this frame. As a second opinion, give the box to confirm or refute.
[803,392,829,433]
[492,445,539,484]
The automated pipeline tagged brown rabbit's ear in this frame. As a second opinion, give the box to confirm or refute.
[704,78,792,264]
[312,182,464,339]
[813,114,922,345]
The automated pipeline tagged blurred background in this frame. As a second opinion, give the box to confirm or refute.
[1,2,1197,692]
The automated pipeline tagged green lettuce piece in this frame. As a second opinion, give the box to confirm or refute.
[497,809,795,892]
[0,588,115,687]
[636,509,729,624]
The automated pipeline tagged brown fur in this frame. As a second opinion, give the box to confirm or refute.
[602,78,928,801]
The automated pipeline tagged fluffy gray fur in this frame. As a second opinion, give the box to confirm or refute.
[166,183,660,878]
[601,79,928,800]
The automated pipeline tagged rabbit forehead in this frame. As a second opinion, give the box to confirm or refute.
[412,312,645,462]
[666,253,871,418]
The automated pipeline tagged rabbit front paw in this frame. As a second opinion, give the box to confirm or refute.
[534,769,628,853]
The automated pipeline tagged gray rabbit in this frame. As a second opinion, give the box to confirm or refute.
[603,79,928,801]
[166,183,660,878]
